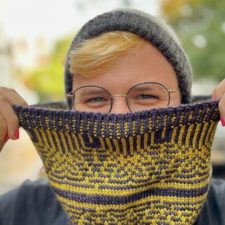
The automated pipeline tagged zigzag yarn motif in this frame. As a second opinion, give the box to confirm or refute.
[14,101,219,225]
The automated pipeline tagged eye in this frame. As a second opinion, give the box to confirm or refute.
[136,94,159,99]
[86,97,108,104]
[130,93,161,106]
[83,96,111,108]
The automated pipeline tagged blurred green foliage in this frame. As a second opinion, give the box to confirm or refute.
[160,0,225,81]
[23,36,72,102]
[24,1,225,100]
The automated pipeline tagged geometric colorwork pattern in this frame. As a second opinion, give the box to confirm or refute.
[14,101,219,225]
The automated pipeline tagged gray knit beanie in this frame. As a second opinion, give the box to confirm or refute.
[64,8,192,105]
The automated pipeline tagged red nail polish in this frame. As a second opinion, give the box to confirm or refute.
[220,117,225,126]
[12,128,20,140]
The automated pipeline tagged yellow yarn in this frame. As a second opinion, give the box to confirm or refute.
[14,101,219,224]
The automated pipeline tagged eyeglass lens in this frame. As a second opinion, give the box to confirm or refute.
[72,83,170,113]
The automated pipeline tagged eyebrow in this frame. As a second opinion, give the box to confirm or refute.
[79,88,108,95]
[130,86,156,92]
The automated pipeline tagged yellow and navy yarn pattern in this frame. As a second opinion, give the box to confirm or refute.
[14,101,219,225]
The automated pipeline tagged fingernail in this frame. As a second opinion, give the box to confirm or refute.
[220,117,225,126]
[12,128,20,140]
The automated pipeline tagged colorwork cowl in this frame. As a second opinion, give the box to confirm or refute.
[14,101,219,225]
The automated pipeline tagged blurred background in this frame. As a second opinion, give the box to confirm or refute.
[0,0,225,194]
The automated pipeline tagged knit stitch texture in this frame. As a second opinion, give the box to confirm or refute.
[14,101,219,225]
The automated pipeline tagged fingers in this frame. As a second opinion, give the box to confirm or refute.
[0,95,19,139]
[212,79,225,101]
[212,79,225,126]
[0,114,8,149]
[0,87,28,106]
[219,94,225,125]
[210,79,225,126]
[0,87,27,148]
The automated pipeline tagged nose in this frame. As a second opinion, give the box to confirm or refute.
[109,96,130,114]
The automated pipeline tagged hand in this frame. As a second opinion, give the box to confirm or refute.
[0,87,28,151]
[212,79,225,125]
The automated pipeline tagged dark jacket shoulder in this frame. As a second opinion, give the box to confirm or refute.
[0,179,69,225]
[195,179,225,225]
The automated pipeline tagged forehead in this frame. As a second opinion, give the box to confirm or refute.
[73,41,178,92]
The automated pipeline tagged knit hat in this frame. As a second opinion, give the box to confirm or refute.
[64,8,193,105]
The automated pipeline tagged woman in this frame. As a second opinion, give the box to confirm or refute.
[0,9,225,225]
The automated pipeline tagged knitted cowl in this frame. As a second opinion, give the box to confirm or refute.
[14,101,219,225]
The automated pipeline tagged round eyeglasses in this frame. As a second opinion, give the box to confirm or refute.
[67,82,177,113]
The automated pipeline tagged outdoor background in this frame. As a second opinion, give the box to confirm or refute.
[0,0,225,194]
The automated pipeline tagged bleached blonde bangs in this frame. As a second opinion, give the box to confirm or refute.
[69,31,146,77]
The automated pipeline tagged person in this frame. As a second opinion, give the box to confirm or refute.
[0,8,225,225]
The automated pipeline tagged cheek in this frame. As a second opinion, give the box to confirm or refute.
[170,90,182,106]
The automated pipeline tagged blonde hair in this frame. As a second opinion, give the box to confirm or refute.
[69,31,146,77]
